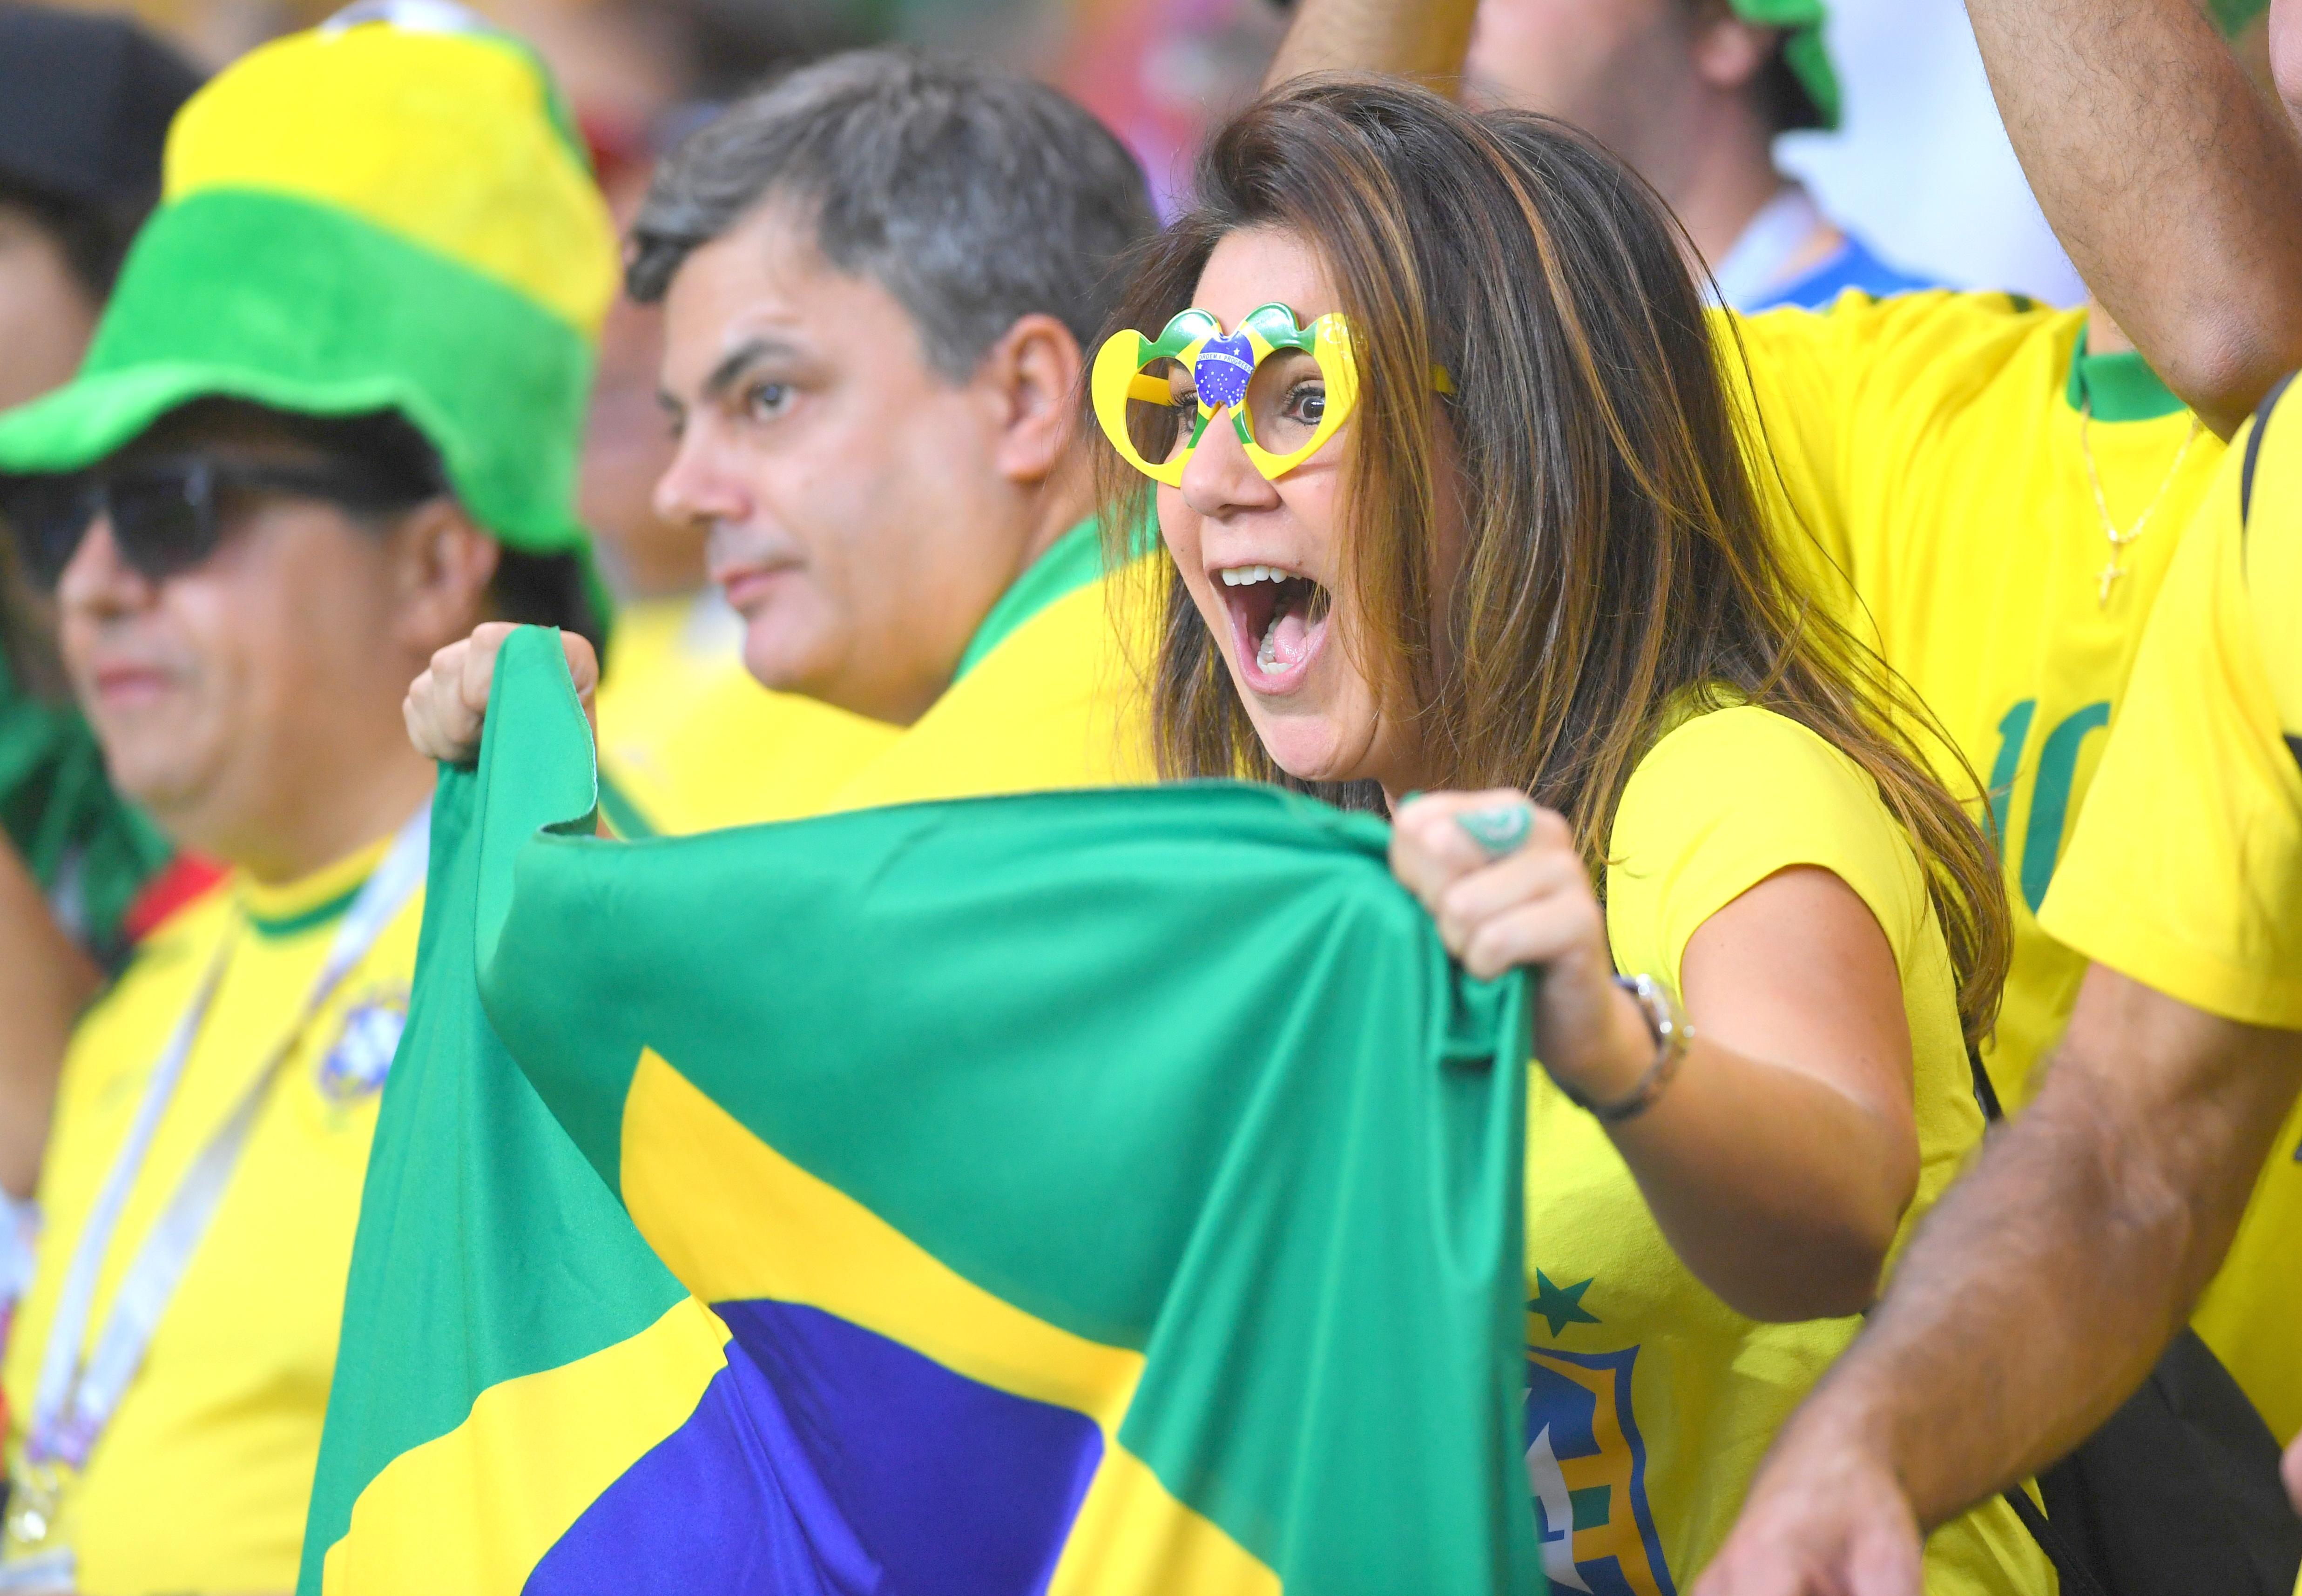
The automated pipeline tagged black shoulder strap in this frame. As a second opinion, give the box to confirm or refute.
[1966,1044,2005,1124]
[2240,370,2296,531]
[2000,1481,2115,1596]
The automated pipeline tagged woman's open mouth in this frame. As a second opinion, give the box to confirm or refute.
[1216,563,1332,694]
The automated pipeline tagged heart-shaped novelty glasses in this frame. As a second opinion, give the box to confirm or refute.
[1092,303,1362,485]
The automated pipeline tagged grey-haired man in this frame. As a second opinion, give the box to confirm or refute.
[412,50,1161,794]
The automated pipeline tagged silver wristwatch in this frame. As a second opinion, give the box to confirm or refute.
[1562,973,1694,1124]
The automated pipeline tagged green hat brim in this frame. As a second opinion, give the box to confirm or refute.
[0,189,597,559]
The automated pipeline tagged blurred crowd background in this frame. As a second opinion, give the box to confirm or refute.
[60,0,2124,305]
[27,0,2152,620]
[52,0,2109,312]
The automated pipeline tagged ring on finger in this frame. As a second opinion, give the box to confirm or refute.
[1456,801,1534,857]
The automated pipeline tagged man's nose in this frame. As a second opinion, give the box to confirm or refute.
[56,513,156,619]
[1179,409,1283,521]
[653,421,751,531]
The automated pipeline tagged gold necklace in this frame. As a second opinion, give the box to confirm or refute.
[2080,393,2201,606]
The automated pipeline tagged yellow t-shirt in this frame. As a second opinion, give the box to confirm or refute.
[593,590,895,834]
[0,834,424,1594]
[1523,705,2051,1596]
[593,521,1141,828]
[814,520,1153,812]
[1729,294,2227,1105]
[2038,383,2302,1441]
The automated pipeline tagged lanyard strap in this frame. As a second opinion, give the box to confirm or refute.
[26,810,429,1469]
[1709,184,1827,312]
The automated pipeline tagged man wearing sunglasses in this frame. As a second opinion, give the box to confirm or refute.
[0,10,618,1590]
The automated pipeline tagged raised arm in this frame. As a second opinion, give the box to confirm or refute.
[1695,966,2302,1595]
[1262,0,1478,91]
[1270,0,2302,437]
[1970,0,2302,436]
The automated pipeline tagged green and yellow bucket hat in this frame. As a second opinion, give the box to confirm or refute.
[0,0,618,565]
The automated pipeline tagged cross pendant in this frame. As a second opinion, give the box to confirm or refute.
[2097,561,2123,606]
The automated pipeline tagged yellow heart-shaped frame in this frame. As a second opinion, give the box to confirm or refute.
[1091,304,1363,486]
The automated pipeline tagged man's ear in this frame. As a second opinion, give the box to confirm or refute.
[386,498,501,657]
[1691,11,1777,94]
[978,312,1087,487]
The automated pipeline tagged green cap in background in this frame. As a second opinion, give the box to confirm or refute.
[1727,0,1841,131]
[2208,0,2270,39]
[1731,0,2264,139]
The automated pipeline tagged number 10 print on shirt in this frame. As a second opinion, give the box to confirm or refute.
[1985,698,2113,911]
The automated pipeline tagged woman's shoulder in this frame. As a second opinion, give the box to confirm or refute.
[1608,704,1931,972]
[1623,702,1876,818]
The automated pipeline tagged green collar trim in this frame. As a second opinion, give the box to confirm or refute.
[246,882,364,940]
[952,519,1104,682]
[239,832,397,938]
[2064,326,2186,423]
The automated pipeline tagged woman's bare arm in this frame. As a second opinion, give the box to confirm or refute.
[1608,865,1920,1321]
[1395,795,1920,1323]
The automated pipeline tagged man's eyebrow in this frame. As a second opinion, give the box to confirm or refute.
[700,337,799,403]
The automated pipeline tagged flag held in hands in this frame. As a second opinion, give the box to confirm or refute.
[302,626,1543,1594]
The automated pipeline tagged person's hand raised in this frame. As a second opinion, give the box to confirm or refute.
[1388,789,1654,1107]
[403,622,598,766]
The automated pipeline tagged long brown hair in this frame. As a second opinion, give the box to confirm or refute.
[1090,78,2011,1047]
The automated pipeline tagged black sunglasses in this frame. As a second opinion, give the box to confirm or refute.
[0,456,431,592]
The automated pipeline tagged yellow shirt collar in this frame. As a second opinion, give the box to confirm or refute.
[235,833,397,939]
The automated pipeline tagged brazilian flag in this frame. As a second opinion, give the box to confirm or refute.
[302,628,1541,1592]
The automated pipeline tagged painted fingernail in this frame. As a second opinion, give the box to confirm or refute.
[1456,803,1532,857]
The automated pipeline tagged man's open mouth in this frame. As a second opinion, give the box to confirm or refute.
[1216,564,1332,690]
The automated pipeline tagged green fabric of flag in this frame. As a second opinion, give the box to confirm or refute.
[298,628,691,1596]
[305,626,1542,1593]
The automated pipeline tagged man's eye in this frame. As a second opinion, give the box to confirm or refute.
[743,381,793,421]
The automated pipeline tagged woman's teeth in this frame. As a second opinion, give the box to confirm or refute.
[1258,622,1289,671]
[1220,564,1289,586]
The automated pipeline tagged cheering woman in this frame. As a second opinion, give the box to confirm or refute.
[1088,79,2045,1596]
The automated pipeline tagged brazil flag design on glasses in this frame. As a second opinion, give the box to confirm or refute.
[1093,303,1363,485]
[0,2,616,569]
[303,626,1544,1594]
